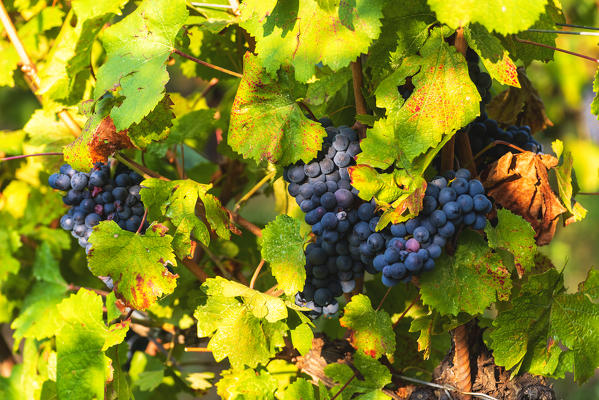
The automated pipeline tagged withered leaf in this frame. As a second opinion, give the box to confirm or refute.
[487,68,553,134]
[483,151,566,245]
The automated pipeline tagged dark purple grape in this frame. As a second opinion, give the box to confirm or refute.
[70,173,88,191]
[334,189,353,208]
[85,213,101,228]
[60,164,76,177]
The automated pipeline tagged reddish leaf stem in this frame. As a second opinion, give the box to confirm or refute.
[1,152,63,162]
[515,37,599,63]
[331,372,357,400]
[472,140,527,162]
[393,294,420,329]
[249,259,265,289]
[136,208,148,234]
[184,347,212,352]
[298,101,317,121]
[67,283,110,297]
[376,287,392,312]
[578,192,599,195]
[172,48,243,78]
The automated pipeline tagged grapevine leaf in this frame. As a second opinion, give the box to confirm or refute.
[427,0,547,35]
[216,367,278,399]
[551,140,587,225]
[94,0,188,131]
[484,151,566,245]
[87,221,177,310]
[339,294,395,358]
[420,231,512,316]
[260,215,306,296]
[282,378,315,400]
[140,178,230,258]
[0,41,19,87]
[349,166,409,204]
[355,117,398,170]
[500,1,565,65]
[290,322,314,356]
[125,95,174,148]
[593,68,599,119]
[305,67,352,108]
[228,53,327,165]
[56,289,129,399]
[465,24,520,88]
[486,68,553,134]
[485,209,537,277]
[376,175,427,227]
[325,353,391,399]
[11,282,68,344]
[38,1,127,105]
[240,0,384,82]
[23,109,79,153]
[63,95,134,170]
[367,0,435,85]
[379,27,481,163]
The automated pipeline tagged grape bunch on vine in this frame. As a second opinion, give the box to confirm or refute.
[0,0,598,399]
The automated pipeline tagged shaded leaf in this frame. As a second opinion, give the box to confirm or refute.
[552,140,587,225]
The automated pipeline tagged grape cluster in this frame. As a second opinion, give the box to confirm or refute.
[465,48,492,106]
[48,163,148,253]
[284,121,364,317]
[373,169,492,287]
[467,113,542,161]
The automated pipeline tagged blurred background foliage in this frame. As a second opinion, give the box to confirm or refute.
[0,0,599,397]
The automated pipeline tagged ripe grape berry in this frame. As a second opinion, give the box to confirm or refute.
[48,162,148,254]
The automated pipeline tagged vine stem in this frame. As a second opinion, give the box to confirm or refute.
[471,140,527,163]
[515,37,599,63]
[114,153,168,181]
[392,294,420,329]
[136,208,148,234]
[234,171,276,212]
[330,372,357,400]
[184,347,212,352]
[249,259,265,289]
[172,48,243,78]
[375,287,392,311]
[452,325,472,400]
[0,0,81,137]
[67,284,109,297]
[1,152,63,162]
[557,22,599,31]
[350,57,368,139]
[298,101,317,121]
[578,192,599,195]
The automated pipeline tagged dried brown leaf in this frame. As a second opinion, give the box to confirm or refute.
[483,152,566,245]
[487,68,553,134]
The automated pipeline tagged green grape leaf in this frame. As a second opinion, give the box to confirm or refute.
[87,221,177,310]
[420,231,512,316]
[367,0,435,85]
[593,68,599,119]
[500,1,564,65]
[339,294,395,358]
[56,289,129,399]
[282,378,315,400]
[290,322,314,356]
[24,109,79,153]
[427,0,547,35]
[377,27,481,163]
[240,0,384,82]
[485,209,537,276]
[94,0,188,131]
[305,67,352,108]
[552,140,588,224]
[38,1,127,105]
[140,178,230,258]
[0,40,19,87]
[349,166,406,203]
[325,353,391,400]
[260,215,306,296]
[194,278,291,368]
[32,242,66,285]
[228,53,326,165]
[355,117,398,170]
[202,277,288,323]
[125,95,174,148]
[11,282,68,344]
[465,24,520,88]
[216,368,278,400]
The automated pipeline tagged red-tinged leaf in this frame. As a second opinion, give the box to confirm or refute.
[87,221,177,310]
[377,175,427,228]
[228,53,327,165]
[466,24,520,88]
[348,165,405,203]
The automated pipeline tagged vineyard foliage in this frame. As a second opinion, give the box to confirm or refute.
[0,0,596,399]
